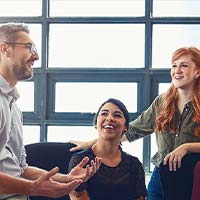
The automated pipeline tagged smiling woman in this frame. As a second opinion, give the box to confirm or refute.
[68,98,147,200]
[171,52,200,91]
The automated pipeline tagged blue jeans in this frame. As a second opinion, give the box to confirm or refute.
[147,167,164,200]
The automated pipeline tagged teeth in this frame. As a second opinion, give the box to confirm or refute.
[175,76,183,79]
[104,125,114,129]
[27,61,34,66]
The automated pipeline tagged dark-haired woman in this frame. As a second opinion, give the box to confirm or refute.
[68,98,147,200]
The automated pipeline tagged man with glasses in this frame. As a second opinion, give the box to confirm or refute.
[0,22,101,200]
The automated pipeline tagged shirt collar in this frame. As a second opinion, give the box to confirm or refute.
[0,74,20,100]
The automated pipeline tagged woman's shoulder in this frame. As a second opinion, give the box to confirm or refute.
[153,94,164,104]
[68,148,95,171]
[71,147,95,161]
[121,151,142,165]
[120,151,145,174]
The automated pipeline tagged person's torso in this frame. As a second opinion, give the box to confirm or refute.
[71,148,146,200]
[0,79,25,177]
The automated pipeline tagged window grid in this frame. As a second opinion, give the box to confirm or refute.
[1,0,200,172]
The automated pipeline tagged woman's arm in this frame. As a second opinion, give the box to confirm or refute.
[69,139,97,152]
[69,134,129,152]
[69,190,90,200]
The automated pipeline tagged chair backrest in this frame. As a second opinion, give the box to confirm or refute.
[192,160,200,200]
[159,153,200,200]
[25,142,77,200]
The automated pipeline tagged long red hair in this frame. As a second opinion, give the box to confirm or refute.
[156,47,200,137]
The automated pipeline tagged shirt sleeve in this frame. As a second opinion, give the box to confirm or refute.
[125,95,162,142]
[21,145,28,169]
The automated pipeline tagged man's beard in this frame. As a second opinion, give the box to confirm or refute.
[14,65,33,81]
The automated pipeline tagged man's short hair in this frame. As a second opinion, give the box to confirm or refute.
[0,22,30,43]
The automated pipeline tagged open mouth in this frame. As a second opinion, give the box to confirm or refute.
[102,124,115,129]
[174,75,183,79]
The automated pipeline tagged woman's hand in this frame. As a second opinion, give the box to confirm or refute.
[163,144,188,171]
[69,139,97,152]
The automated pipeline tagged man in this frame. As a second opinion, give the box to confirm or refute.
[0,22,101,200]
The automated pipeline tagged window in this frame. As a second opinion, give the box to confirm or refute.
[17,82,34,112]
[153,0,200,17]
[152,25,200,68]
[1,0,199,173]
[0,0,42,16]
[49,24,145,68]
[50,0,145,17]
[55,82,137,112]
[23,125,40,145]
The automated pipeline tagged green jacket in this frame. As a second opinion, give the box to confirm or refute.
[125,95,200,167]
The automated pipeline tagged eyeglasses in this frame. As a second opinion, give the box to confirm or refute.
[4,41,37,54]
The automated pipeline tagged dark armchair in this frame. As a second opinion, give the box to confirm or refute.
[159,153,200,200]
[191,160,200,200]
[25,142,77,200]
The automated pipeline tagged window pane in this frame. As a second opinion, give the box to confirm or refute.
[23,125,40,145]
[153,0,200,17]
[48,126,143,162]
[122,140,143,163]
[152,25,200,68]
[159,83,171,94]
[0,0,42,16]
[29,24,42,68]
[49,24,144,68]
[55,82,137,113]
[48,126,98,142]
[50,0,145,17]
[150,83,171,171]
[16,82,34,112]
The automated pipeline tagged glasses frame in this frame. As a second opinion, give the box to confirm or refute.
[4,41,37,54]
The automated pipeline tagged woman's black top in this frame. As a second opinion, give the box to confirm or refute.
[68,148,147,200]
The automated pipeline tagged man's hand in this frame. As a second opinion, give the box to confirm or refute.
[31,167,82,198]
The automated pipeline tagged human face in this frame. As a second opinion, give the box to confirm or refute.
[171,55,200,90]
[96,102,127,141]
[5,31,39,81]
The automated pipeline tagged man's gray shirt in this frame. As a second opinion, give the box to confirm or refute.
[0,75,28,178]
